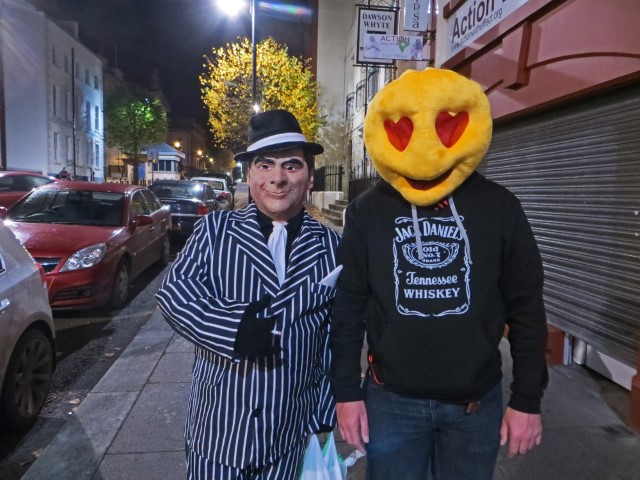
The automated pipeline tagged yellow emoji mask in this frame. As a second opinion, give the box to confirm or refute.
[364,68,492,206]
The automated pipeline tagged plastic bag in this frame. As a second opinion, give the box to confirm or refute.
[322,432,346,480]
[299,434,331,480]
[299,433,365,480]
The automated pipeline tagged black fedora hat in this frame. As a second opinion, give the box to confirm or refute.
[234,109,324,162]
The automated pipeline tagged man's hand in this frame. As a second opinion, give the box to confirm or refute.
[500,407,542,458]
[336,401,369,454]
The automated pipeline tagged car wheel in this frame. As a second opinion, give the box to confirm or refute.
[157,235,170,267]
[111,259,130,308]
[0,329,54,430]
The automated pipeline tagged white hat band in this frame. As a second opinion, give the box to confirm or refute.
[247,132,308,152]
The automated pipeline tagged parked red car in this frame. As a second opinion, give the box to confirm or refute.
[0,171,57,209]
[0,182,171,310]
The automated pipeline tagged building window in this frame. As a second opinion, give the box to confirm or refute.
[66,136,73,161]
[94,75,99,89]
[384,67,394,85]
[94,106,99,130]
[345,93,355,120]
[85,100,91,130]
[153,160,176,172]
[85,68,90,84]
[65,91,71,120]
[53,132,59,160]
[367,68,380,100]
[355,80,366,109]
[52,86,57,116]
[95,144,100,166]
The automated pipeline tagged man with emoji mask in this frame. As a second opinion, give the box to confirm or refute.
[330,69,548,480]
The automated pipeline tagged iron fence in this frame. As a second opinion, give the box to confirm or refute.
[314,165,345,192]
[348,174,380,202]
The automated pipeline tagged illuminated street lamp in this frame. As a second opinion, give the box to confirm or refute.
[216,0,259,114]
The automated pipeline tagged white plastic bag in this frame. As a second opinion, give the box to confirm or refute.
[299,434,331,480]
[300,432,365,480]
[322,432,345,480]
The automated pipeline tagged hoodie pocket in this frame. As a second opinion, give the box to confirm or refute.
[371,317,499,400]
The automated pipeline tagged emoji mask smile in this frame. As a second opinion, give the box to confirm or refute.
[364,69,493,206]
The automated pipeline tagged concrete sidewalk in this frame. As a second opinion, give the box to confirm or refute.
[22,308,640,480]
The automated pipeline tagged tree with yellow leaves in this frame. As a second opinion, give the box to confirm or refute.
[200,38,321,152]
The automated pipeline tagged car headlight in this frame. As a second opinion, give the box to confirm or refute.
[60,243,106,272]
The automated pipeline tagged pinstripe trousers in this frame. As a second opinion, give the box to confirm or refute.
[187,439,307,480]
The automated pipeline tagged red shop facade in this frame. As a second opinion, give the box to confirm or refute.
[439,0,640,430]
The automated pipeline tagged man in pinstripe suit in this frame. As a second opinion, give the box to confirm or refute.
[157,110,342,479]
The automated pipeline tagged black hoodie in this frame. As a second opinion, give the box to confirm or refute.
[330,172,548,413]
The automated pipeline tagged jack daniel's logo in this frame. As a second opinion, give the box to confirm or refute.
[393,215,471,317]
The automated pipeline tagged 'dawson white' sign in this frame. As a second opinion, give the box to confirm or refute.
[445,0,529,59]
[363,34,424,61]
[357,7,397,65]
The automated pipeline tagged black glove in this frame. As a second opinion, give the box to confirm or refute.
[243,295,272,316]
[234,296,281,359]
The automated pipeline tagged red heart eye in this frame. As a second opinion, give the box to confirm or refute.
[384,117,414,151]
[435,112,469,148]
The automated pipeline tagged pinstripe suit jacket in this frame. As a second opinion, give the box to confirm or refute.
[157,204,341,469]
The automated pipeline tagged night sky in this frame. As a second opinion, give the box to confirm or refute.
[29,0,313,123]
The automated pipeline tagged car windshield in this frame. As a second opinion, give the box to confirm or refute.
[9,189,125,226]
[0,175,54,192]
[150,183,204,199]
[204,180,224,190]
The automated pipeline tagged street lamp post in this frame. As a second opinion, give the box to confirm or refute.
[217,0,260,114]
[250,0,257,112]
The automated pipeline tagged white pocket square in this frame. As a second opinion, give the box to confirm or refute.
[319,265,343,288]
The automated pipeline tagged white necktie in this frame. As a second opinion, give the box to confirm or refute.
[268,221,287,285]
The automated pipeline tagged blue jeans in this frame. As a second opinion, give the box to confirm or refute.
[364,380,502,480]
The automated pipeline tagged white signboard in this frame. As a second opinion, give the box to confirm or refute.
[364,34,424,61]
[403,0,431,32]
[445,0,530,59]
[357,7,397,65]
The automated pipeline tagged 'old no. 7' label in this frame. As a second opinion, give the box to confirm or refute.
[393,214,471,317]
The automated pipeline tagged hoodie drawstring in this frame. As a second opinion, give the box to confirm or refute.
[448,196,472,265]
[411,196,472,265]
[411,204,425,260]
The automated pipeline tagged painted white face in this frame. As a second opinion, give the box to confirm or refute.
[247,147,313,221]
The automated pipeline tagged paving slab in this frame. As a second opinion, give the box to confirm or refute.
[107,382,190,454]
[92,337,170,393]
[166,334,195,353]
[95,451,186,480]
[134,310,174,340]
[22,392,138,480]
[149,352,194,384]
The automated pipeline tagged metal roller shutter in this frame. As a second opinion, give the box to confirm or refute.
[480,83,640,367]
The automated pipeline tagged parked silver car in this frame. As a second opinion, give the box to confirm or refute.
[191,176,234,211]
[0,220,55,429]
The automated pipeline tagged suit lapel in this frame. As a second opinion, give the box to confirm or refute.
[227,205,281,293]
[227,207,328,298]
[284,213,327,288]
